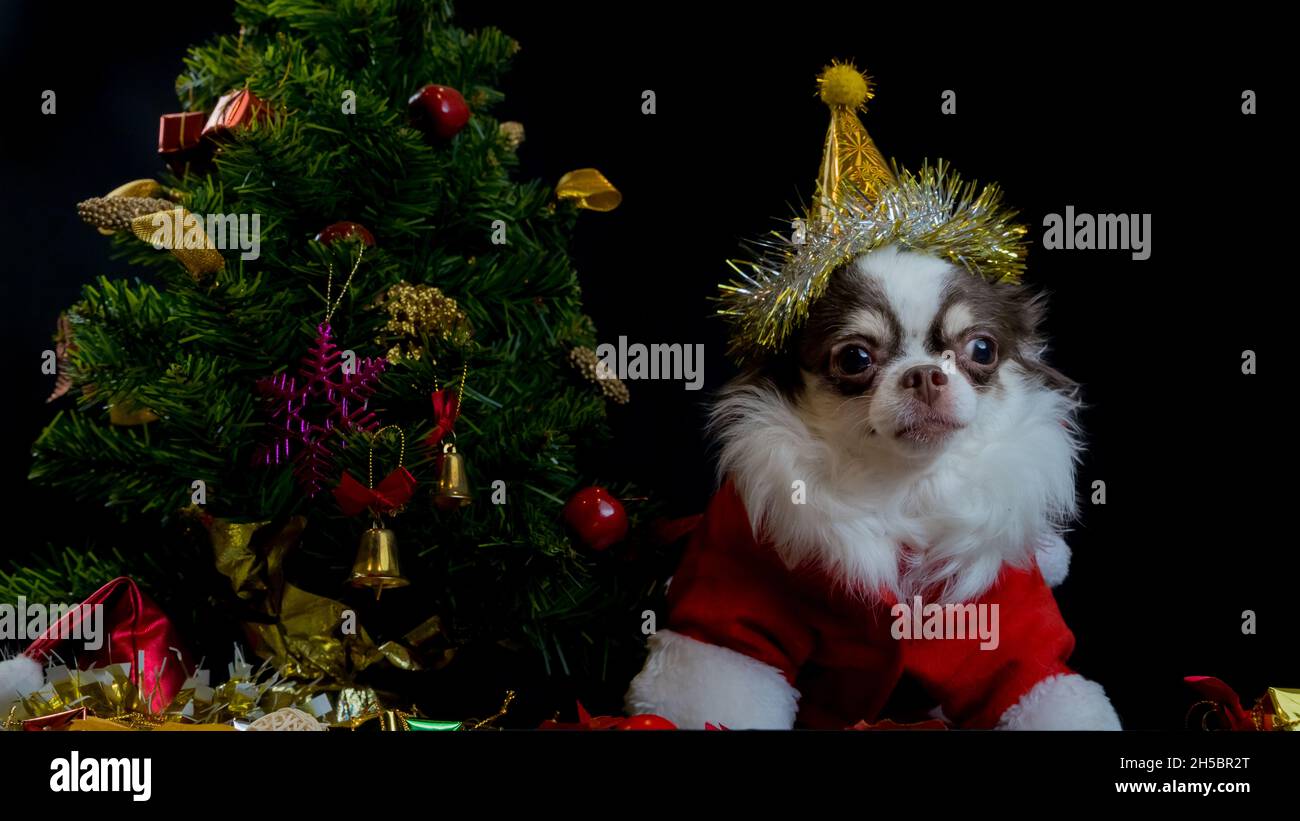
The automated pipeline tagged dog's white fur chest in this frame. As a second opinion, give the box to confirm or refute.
[712,337,1080,604]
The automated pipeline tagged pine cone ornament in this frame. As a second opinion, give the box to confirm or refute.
[77,196,176,232]
[569,346,629,405]
[45,313,75,403]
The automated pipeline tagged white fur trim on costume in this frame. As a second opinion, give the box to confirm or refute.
[1034,533,1072,588]
[996,673,1121,730]
[625,630,799,729]
[0,654,43,713]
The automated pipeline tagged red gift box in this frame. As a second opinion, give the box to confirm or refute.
[203,88,268,139]
[157,112,206,154]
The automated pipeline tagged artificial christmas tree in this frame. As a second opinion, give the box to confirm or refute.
[8,0,661,726]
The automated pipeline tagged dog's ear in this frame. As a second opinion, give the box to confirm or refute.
[1006,285,1079,400]
[749,346,804,398]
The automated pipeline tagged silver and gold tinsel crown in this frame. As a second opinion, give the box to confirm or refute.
[719,62,1030,360]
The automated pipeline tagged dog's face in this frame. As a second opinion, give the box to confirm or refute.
[781,245,1072,461]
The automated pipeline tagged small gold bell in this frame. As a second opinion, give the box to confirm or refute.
[433,441,472,510]
[349,525,410,599]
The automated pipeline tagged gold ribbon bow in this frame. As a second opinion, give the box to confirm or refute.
[555,168,622,211]
[130,207,225,279]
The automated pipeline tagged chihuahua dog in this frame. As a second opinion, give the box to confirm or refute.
[626,245,1121,730]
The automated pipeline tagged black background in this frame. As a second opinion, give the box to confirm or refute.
[0,1,1291,729]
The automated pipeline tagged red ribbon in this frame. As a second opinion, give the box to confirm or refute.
[1184,675,1256,730]
[425,389,460,447]
[333,467,417,517]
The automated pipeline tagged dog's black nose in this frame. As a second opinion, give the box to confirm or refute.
[900,364,948,405]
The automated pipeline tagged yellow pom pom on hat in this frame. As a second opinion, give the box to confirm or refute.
[718,61,1030,361]
[818,62,871,107]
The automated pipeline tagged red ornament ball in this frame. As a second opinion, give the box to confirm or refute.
[616,714,676,730]
[563,486,628,551]
[315,221,375,247]
[408,84,470,140]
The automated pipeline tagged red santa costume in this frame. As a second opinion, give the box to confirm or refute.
[627,480,1112,729]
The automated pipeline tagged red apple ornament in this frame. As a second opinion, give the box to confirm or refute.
[315,221,375,247]
[563,486,628,551]
[408,84,470,140]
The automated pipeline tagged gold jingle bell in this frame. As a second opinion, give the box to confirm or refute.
[349,525,410,599]
[433,440,472,510]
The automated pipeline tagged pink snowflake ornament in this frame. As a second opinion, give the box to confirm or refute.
[254,323,386,495]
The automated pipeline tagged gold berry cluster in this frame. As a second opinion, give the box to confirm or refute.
[375,281,471,362]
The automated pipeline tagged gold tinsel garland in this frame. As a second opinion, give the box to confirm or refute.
[718,159,1029,361]
[568,346,629,404]
[374,281,472,362]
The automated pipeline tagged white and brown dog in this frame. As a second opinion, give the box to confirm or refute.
[626,245,1121,730]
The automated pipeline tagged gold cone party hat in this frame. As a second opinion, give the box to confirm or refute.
[812,63,895,224]
[718,62,1029,362]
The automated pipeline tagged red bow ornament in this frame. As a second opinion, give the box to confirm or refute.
[333,467,417,517]
[425,388,460,448]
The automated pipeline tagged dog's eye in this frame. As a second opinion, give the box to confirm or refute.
[965,336,997,366]
[834,344,874,376]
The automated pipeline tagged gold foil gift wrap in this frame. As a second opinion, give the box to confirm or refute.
[1268,687,1300,730]
[210,516,364,681]
[207,516,454,695]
